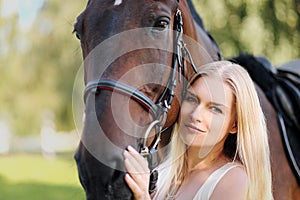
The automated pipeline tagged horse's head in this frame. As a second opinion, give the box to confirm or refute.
[73,0,221,199]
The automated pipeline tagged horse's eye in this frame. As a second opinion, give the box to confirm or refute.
[153,17,170,31]
[73,29,81,40]
[73,17,83,40]
[75,32,81,40]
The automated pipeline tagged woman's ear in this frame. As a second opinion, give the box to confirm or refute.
[229,121,237,134]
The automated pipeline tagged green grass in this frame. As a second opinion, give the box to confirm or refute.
[0,153,85,200]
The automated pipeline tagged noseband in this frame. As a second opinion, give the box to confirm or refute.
[83,8,197,179]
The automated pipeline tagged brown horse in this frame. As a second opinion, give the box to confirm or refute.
[73,0,220,199]
[73,0,300,199]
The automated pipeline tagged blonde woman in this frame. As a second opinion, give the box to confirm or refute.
[123,61,273,200]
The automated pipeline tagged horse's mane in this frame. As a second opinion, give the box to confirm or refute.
[229,54,276,93]
[186,0,223,60]
[186,0,205,29]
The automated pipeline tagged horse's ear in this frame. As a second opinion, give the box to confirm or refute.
[229,122,237,134]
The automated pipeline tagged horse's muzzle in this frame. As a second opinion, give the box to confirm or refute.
[75,142,133,200]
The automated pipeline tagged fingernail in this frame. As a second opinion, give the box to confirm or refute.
[123,150,128,158]
[124,173,128,180]
[125,173,130,180]
[127,145,135,152]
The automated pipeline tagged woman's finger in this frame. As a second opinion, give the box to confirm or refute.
[124,156,150,190]
[123,151,146,174]
[123,146,151,199]
[127,146,150,172]
[123,147,149,173]
[124,173,151,200]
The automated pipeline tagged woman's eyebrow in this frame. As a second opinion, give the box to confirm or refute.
[211,102,229,109]
[186,90,230,109]
[186,90,197,98]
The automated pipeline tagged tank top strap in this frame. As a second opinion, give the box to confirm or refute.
[193,162,240,200]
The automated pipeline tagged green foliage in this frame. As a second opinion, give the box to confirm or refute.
[0,0,86,135]
[193,0,300,65]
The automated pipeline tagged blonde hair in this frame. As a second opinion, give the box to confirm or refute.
[154,61,273,200]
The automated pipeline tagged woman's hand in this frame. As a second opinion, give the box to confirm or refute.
[123,146,151,200]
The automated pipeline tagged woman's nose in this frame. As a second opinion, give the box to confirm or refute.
[190,105,204,122]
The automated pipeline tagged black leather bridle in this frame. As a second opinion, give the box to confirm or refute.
[83,8,197,192]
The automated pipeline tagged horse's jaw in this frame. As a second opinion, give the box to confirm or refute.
[74,98,134,200]
[75,142,133,200]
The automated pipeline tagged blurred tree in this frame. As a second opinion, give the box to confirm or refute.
[0,0,85,135]
[193,0,300,65]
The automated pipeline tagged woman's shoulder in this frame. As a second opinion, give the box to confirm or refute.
[210,164,248,200]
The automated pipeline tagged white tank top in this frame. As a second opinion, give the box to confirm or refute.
[193,162,240,200]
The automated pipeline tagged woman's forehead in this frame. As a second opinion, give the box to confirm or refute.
[189,76,234,105]
[189,76,225,92]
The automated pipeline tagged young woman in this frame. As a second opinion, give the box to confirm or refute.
[123,61,273,200]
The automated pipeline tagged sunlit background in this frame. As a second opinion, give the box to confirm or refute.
[0,0,299,199]
[0,0,85,199]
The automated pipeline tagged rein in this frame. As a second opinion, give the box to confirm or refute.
[83,8,197,188]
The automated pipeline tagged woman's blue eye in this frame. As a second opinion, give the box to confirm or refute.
[211,106,223,114]
[184,96,198,103]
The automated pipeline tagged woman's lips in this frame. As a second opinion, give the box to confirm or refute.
[185,123,206,135]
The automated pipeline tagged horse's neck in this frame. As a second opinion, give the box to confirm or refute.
[194,24,220,62]
[179,1,219,80]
